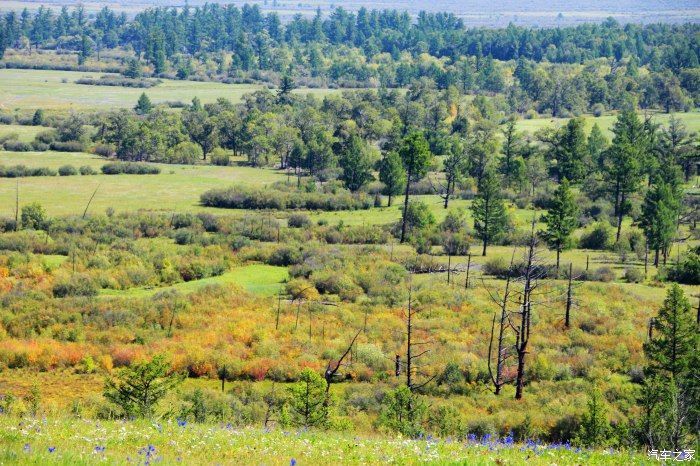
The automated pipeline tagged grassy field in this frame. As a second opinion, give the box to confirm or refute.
[0,125,46,143]
[99,264,288,298]
[0,417,648,465]
[517,112,700,138]
[0,69,338,112]
[0,151,287,216]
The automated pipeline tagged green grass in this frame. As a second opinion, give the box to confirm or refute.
[0,69,338,112]
[0,124,45,143]
[0,417,647,465]
[0,151,286,216]
[516,112,700,138]
[99,264,288,298]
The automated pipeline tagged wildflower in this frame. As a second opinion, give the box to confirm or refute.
[290,459,297,466]
[94,445,106,453]
[177,418,187,428]
[23,443,31,453]
[48,447,56,453]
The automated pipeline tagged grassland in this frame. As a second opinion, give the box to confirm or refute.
[0,125,46,143]
[0,417,647,466]
[0,69,338,112]
[0,151,287,216]
[99,264,288,298]
[516,112,700,138]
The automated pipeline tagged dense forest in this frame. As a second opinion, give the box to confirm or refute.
[1,5,699,115]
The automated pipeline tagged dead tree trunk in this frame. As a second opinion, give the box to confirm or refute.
[514,224,540,401]
[565,263,573,328]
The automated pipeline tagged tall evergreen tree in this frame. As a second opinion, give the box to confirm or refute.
[640,178,680,266]
[338,134,374,192]
[398,132,432,243]
[134,92,153,115]
[378,151,406,207]
[541,178,579,272]
[644,284,697,380]
[472,167,508,256]
[603,109,647,242]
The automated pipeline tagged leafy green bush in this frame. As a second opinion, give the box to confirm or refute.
[52,274,99,297]
[667,251,700,285]
[58,165,78,176]
[101,162,160,175]
[579,222,613,250]
[201,186,372,211]
[50,141,85,152]
[163,141,203,164]
[79,165,97,175]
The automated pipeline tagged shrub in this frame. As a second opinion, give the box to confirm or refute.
[288,214,311,228]
[93,143,116,157]
[52,274,99,297]
[50,141,85,152]
[34,130,57,144]
[30,141,49,151]
[667,251,700,285]
[101,162,160,175]
[21,203,48,230]
[623,267,644,283]
[79,165,97,175]
[209,148,231,166]
[2,140,32,151]
[591,103,605,117]
[58,165,78,176]
[0,165,57,178]
[0,114,14,124]
[201,186,372,211]
[579,222,613,250]
[163,141,202,164]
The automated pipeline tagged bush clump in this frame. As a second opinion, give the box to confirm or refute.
[201,186,372,211]
[101,162,161,175]
[50,141,85,152]
[58,165,78,176]
[0,165,57,178]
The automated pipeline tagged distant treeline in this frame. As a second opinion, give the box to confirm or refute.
[0,4,697,90]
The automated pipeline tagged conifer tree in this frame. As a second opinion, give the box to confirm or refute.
[472,167,508,256]
[398,132,433,243]
[378,151,406,207]
[541,178,579,272]
[134,92,153,115]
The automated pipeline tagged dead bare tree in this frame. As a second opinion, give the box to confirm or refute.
[398,277,436,392]
[565,262,573,328]
[485,249,517,395]
[324,329,362,396]
[513,222,546,400]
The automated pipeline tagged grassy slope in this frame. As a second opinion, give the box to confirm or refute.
[99,264,288,298]
[0,417,646,465]
[516,112,700,138]
[0,151,286,216]
[0,125,46,143]
[0,69,338,111]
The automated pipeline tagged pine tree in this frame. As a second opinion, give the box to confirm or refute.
[398,132,433,243]
[643,284,698,380]
[472,167,508,256]
[123,57,142,79]
[555,118,588,183]
[576,387,611,447]
[640,179,679,266]
[603,109,647,242]
[541,178,579,272]
[277,74,295,104]
[338,134,374,192]
[134,92,153,115]
[587,123,609,170]
[378,151,406,207]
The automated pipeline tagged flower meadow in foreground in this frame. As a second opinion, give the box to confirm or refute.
[0,416,652,465]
